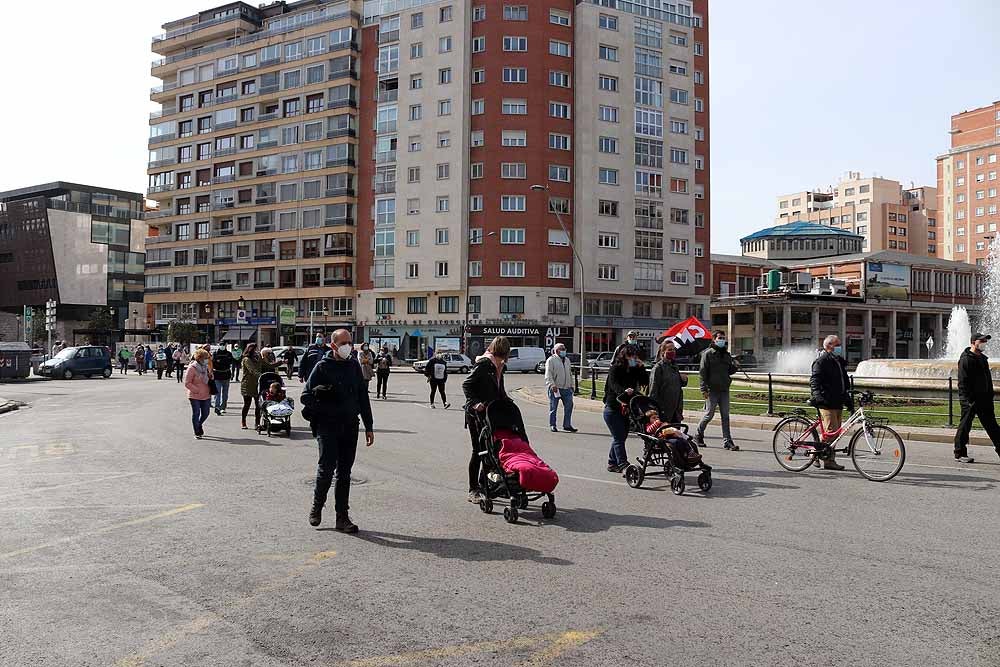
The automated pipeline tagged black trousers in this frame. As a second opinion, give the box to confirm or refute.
[242,394,260,426]
[313,421,359,513]
[468,418,482,492]
[954,398,1000,457]
[429,380,447,404]
[376,371,389,397]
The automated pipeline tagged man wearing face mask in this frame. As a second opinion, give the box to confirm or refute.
[613,331,645,365]
[696,331,740,451]
[954,333,1000,463]
[544,343,577,433]
[298,333,331,383]
[809,335,851,470]
[301,329,374,532]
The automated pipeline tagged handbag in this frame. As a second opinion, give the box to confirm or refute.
[209,379,218,395]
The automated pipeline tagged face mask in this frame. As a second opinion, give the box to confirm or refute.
[558,350,566,358]
[976,342,988,352]
[716,340,727,349]
[628,358,638,368]
[337,343,353,359]
[833,346,843,356]
[664,350,677,361]
[315,337,324,345]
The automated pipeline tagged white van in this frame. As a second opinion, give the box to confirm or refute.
[506,347,546,373]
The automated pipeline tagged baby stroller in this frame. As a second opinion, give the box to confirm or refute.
[257,371,293,436]
[472,398,558,523]
[620,393,712,495]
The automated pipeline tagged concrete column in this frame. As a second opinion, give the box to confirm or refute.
[811,308,820,349]
[863,310,873,359]
[889,310,898,358]
[782,304,792,350]
[934,312,944,355]
[727,308,735,350]
[910,312,920,359]
[753,306,763,357]
[838,308,848,350]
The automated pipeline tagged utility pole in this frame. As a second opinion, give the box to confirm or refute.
[45,300,57,359]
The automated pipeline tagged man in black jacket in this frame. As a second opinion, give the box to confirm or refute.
[298,334,330,383]
[809,335,850,470]
[696,331,740,451]
[301,329,374,532]
[954,332,1000,463]
[424,352,450,408]
[211,343,235,415]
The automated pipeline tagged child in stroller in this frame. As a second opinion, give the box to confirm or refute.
[620,393,712,495]
[472,398,558,523]
[257,372,294,436]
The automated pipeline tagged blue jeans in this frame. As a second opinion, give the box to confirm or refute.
[213,377,230,411]
[549,388,574,429]
[189,399,211,436]
[603,404,629,467]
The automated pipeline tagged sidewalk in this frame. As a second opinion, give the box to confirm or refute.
[513,386,995,448]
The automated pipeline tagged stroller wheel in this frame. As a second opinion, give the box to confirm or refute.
[479,498,493,514]
[670,474,686,496]
[503,505,518,524]
[698,472,712,493]
[624,465,644,489]
[541,500,556,519]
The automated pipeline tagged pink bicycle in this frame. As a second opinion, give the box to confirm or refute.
[772,391,906,482]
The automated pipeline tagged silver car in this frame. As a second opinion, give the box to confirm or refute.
[412,353,473,374]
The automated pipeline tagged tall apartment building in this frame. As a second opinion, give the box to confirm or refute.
[936,100,1000,265]
[146,0,710,355]
[145,1,361,345]
[356,0,710,357]
[775,173,938,258]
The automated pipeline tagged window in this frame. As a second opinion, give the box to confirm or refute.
[670,270,688,285]
[407,198,420,215]
[598,44,617,61]
[856,211,868,221]
[550,40,571,57]
[410,74,423,90]
[598,232,619,248]
[549,165,570,182]
[669,59,688,76]
[469,228,483,244]
[694,244,704,258]
[375,298,395,315]
[670,178,689,194]
[503,67,528,83]
[600,14,618,30]
[550,9,570,26]
[599,168,619,185]
[408,297,427,314]
[548,262,570,279]
[500,296,524,314]
[439,296,458,314]
[549,71,571,88]
[438,99,452,116]
[436,196,450,212]
[472,5,485,21]
[471,98,485,115]
[469,261,482,278]
[599,75,619,92]
[472,68,485,84]
[598,264,618,281]
[503,36,528,52]
[548,297,570,315]
[549,102,571,119]
[438,36,452,53]
[470,162,484,179]
[435,228,450,245]
[501,195,526,212]
[636,77,664,108]
[471,131,484,147]
[670,148,688,164]
[501,228,525,244]
[435,261,449,277]
[503,130,527,147]
[472,36,485,53]
[504,5,528,20]
[437,131,451,148]
[635,109,664,137]
[436,163,450,180]
[599,200,619,217]
[406,230,420,246]
[439,5,452,22]
[411,11,423,28]
[599,105,619,123]
[695,273,705,288]
[406,263,420,279]
[669,238,689,255]
[410,42,423,59]
[500,261,525,277]
[501,162,527,179]
[503,99,528,115]
[548,228,570,246]
[549,133,570,150]
[669,88,689,105]
[408,166,421,183]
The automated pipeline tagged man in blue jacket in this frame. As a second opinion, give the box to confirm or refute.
[301,329,374,533]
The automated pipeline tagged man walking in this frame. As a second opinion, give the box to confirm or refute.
[231,344,242,382]
[281,346,299,380]
[545,343,577,433]
[374,346,393,399]
[424,351,450,408]
[696,331,739,451]
[301,329,374,533]
[954,333,1000,463]
[809,335,850,470]
[212,342,235,415]
[298,334,330,383]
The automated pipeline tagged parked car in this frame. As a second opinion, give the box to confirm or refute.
[505,347,546,373]
[588,352,615,370]
[412,352,473,374]
[270,346,307,373]
[534,352,582,374]
[37,346,113,379]
[734,352,758,370]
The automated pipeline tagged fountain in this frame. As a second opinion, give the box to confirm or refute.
[773,347,820,375]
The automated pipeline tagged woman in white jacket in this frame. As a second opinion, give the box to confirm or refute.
[544,343,577,433]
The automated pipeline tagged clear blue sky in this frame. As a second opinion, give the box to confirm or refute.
[0,1,997,255]
[709,0,1000,251]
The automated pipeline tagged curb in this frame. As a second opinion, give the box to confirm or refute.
[511,388,995,448]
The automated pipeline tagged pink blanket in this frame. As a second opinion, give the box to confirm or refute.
[494,428,559,493]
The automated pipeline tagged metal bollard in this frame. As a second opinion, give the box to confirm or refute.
[767,373,774,416]
[948,375,954,427]
[590,366,598,401]
[573,366,579,396]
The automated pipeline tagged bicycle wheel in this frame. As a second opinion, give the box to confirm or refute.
[850,423,905,482]
[772,416,820,472]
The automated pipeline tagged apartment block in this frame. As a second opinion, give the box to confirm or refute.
[936,100,1000,265]
[775,172,937,258]
[145,1,361,345]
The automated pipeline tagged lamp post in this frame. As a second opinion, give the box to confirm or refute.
[531,184,585,355]
[131,309,138,343]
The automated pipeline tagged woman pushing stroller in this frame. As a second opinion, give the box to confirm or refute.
[462,336,509,504]
[603,344,649,473]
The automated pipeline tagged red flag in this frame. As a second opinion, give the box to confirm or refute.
[657,317,712,355]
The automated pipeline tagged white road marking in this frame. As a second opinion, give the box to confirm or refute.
[560,473,627,487]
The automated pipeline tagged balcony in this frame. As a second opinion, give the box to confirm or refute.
[215,227,234,236]
[254,224,273,233]
[259,111,279,121]
[327,98,358,110]
[252,281,275,289]
[150,81,178,96]
[146,210,173,220]
[323,246,354,257]
[148,158,176,169]
[329,69,358,81]
[324,216,354,227]
[144,235,172,244]
[145,286,172,294]
[325,188,355,198]
[254,253,276,261]
[210,281,233,290]
[376,90,398,104]
[215,92,238,105]
[326,158,356,168]
[144,259,171,268]
[378,30,400,44]
[213,172,235,182]
[323,278,353,287]
[149,133,176,145]
[326,128,357,139]
[147,184,176,195]
[150,107,176,120]
[255,196,275,205]
[375,150,396,164]
[635,279,664,292]
[374,182,396,195]
[259,86,280,97]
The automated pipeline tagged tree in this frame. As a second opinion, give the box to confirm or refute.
[167,317,199,347]
[87,308,114,332]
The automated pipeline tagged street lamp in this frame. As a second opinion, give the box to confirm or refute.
[237,296,246,310]
[531,184,585,356]
[131,309,138,343]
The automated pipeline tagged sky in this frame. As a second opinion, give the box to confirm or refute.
[0,0,998,254]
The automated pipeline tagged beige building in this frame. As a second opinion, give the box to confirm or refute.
[775,172,938,258]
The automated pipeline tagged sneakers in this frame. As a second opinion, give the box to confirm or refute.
[309,503,323,527]
[822,459,846,471]
[551,426,558,433]
[955,456,975,463]
[334,512,358,534]
[607,463,627,473]
[430,403,436,409]
[695,436,706,447]
[563,426,578,433]
[443,402,451,409]
[723,442,740,451]
[467,490,483,503]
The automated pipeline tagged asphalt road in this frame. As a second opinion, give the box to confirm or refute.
[3,368,1000,666]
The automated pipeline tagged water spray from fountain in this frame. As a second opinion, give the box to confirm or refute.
[942,306,970,360]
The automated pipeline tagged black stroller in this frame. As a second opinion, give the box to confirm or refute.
[257,371,293,436]
[471,398,557,523]
[620,393,712,495]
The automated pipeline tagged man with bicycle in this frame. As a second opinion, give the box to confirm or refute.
[809,335,850,470]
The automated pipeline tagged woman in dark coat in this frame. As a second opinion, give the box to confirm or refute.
[603,344,649,472]
[648,339,687,424]
[462,336,510,503]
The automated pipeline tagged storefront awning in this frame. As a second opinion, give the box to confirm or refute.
[221,327,257,342]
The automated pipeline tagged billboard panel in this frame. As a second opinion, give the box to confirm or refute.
[866,262,910,300]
